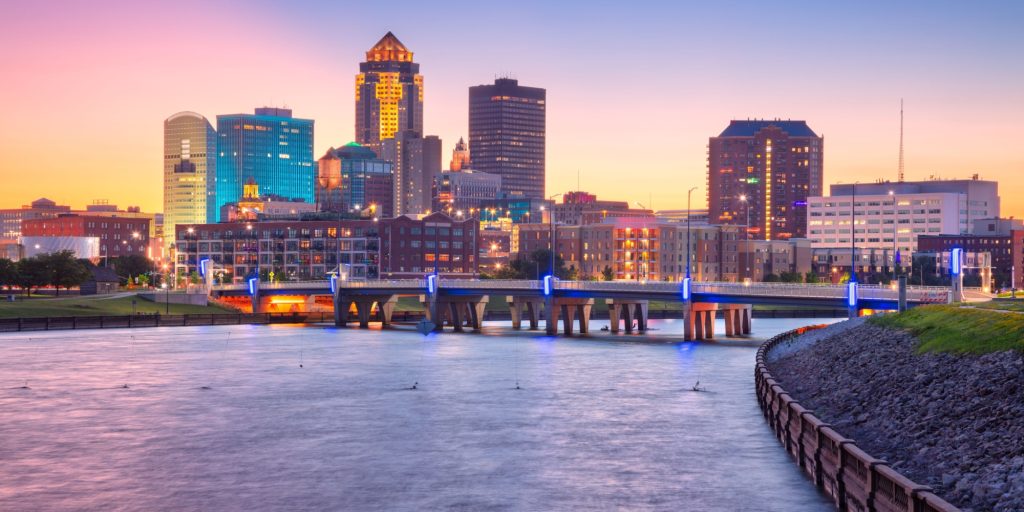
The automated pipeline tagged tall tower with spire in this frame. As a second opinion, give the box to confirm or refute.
[450,137,471,171]
[355,32,423,156]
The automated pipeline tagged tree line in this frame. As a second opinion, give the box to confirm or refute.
[0,252,158,296]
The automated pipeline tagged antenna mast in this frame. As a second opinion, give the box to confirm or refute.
[898,99,905,182]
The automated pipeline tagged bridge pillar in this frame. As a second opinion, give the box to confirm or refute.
[421,295,489,332]
[684,303,719,341]
[606,299,648,334]
[335,294,397,328]
[508,296,543,330]
[544,297,594,336]
[719,304,752,337]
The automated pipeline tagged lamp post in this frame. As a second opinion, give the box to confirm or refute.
[686,187,698,279]
[889,190,897,281]
[740,194,750,282]
[850,183,857,284]
[545,193,563,279]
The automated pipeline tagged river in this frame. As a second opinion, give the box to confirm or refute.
[0,317,836,511]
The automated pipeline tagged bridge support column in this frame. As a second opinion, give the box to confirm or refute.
[508,296,543,330]
[684,303,719,341]
[606,299,648,334]
[544,297,594,336]
[421,295,489,332]
[334,294,397,328]
[720,304,752,337]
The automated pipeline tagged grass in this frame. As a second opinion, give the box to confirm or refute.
[869,304,1024,354]
[972,301,1024,313]
[0,294,233,319]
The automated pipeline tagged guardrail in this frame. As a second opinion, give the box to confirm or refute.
[0,312,335,333]
[755,327,959,512]
[209,278,951,304]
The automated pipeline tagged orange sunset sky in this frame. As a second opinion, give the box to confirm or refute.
[1,1,1022,215]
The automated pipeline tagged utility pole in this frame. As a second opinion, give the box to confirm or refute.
[898,99,905,183]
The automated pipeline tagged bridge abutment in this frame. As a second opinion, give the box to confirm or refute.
[334,294,398,328]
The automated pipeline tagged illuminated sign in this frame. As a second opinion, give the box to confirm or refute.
[426,273,438,295]
[951,248,962,276]
[681,277,691,301]
[847,281,858,308]
[543,275,555,296]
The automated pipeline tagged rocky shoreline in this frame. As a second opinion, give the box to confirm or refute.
[768,320,1024,512]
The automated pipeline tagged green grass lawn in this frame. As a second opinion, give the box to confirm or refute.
[0,294,232,319]
[869,304,1024,354]
[972,300,1024,313]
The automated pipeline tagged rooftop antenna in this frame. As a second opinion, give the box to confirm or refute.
[898,99,905,183]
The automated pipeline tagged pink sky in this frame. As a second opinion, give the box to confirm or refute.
[1,1,1022,216]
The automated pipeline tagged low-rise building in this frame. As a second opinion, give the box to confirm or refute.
[380,213,479,278]
[22,214,150,263]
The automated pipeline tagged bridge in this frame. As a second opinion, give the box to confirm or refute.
[209,278,952,341]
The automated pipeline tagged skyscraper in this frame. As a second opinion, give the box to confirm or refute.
[214,107,314,222]
[355,32,423,156]
[469,78,546,199]
[164,111,216,239]
[380,131,441,215]
[707,120,823,240]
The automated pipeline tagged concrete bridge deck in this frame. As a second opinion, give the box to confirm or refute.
[209,279,951,341]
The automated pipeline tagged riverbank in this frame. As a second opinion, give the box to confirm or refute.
[767,309,1024,511]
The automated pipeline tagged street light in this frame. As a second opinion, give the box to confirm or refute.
[740,194,750,281]
[889,190,898,281]
[545,193,564,279]
[686,187,698,280]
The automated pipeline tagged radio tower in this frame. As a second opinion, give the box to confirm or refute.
[898,99,905,182]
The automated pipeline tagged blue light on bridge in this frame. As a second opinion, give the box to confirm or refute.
[198,258,210,278]
[247,276,258,296]
[847,281,858,308]
[426,273,438,295]
[681,277,691,301]
[543,275,555,296]
[330,274,338,294]
[951,248,962,276]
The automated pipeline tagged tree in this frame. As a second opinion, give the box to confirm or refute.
[763,273,780,282]
[110,254,152,285]
[43,251,90,296]
[779,271,803,283]
[0,258,16,291]
[601,265,614,281]
[15,257,50,296]
[804,271,820,284]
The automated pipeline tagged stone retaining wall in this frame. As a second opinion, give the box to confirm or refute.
[755,326,959,512]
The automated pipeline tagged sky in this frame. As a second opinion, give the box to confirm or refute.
[1,0,1023,215]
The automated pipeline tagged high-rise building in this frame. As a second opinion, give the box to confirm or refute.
[164,112,216,239]
[355,32,423,156]
[708,120,823,240]
[469,78,546,199]
[379,131,441,215]
[214,108,315,222]
[317,142,395,217]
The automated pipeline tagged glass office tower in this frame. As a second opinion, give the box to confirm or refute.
[163,111,216,241]
[214,107,314,222]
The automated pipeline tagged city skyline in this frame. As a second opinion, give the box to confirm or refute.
[2,1,1023,214]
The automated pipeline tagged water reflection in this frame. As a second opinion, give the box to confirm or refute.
[0,318,836,511]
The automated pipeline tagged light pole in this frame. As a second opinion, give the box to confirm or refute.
[740,194,750,282]
[889,190,898,282]
[686,187,698,279]
[850,183,857,284]
[161,264,170,314]
[545,193,563,279]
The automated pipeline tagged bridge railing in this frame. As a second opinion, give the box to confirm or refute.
[210,278,951,303]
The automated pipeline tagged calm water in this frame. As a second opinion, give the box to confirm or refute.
[0,318,835,511]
